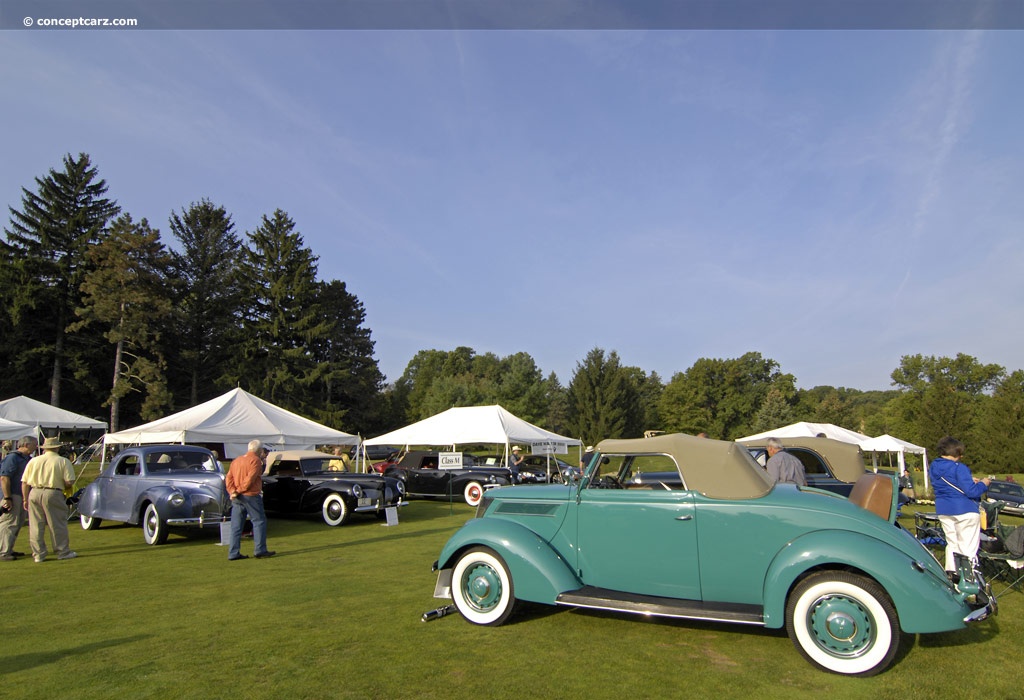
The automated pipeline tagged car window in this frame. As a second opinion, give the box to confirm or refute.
[270,460,302,477]
[789,449,828,477]
[148,451,217,472]
[116,456,140,476]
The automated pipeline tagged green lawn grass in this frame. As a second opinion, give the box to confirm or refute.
[2,497,1021,700]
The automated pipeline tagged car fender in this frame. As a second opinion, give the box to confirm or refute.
[762,529,971,633]
[77,481,102,518]
[130,485,180,524]
[438,517,580,604]
[306,482,356,502]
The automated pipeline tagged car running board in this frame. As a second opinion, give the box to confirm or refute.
[555,586,764,626]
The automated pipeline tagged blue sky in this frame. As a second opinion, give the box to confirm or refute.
[2,29,1021,391]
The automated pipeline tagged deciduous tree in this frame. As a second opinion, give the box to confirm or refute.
[890,353,1004,450]
[658,352,795,439]
[72,214,173,430]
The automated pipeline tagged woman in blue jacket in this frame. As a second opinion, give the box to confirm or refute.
[930,436,990,574]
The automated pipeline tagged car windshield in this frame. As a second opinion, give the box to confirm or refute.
[590,453,682,488]
[147,451,219,472]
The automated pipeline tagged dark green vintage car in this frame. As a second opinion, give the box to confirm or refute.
[430,433,993,676]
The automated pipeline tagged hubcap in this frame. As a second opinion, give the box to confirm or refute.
[328,501,342,519]
[807,594,874,657]
[462,563,502,612]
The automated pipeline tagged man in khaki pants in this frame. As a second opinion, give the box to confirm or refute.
[21,436,76,563]
[0,435,38,560]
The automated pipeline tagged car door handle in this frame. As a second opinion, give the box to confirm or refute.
[675,514,693,521]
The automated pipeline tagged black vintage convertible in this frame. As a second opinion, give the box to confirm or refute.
[262,450,407,526]
[383,451,514,507]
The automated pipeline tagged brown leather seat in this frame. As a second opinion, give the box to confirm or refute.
[849,473,894,520]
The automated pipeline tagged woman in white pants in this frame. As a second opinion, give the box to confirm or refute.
[929,436,990,574]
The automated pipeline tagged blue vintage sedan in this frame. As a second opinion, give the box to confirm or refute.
[77,445,229,544]
[429,433,994,676]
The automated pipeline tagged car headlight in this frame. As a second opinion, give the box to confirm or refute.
[168,491,185,507]
[396,480,406,495]
[352,484,362,498]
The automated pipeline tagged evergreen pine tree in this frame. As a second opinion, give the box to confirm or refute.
[167,199,244,407]
[229,209,329,413]
[567,348,642,444]
[309,279,385,433]
[2,152,119,407]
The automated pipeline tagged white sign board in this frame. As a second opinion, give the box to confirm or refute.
[383,506,399,527]
[530,441,569,455]
[439,452,463,468]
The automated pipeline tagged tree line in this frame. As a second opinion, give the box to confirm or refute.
[3,154,1021,472]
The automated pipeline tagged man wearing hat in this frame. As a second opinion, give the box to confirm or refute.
[21,436,77,562]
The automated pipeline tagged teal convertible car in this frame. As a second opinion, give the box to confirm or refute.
[429,434,994,676]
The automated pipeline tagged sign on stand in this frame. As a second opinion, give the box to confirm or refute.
[383,506,399,527]
[530,441,569,455]
[439,452,463,468]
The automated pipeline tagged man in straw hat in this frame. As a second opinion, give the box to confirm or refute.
[21,436,77,562]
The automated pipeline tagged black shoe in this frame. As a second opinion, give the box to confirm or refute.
[254,551,276,559]
[11,551,25,557]
[228,554,249,561]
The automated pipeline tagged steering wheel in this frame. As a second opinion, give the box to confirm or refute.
[598,474,623,489]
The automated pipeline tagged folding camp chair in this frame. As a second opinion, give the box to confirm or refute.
[977,501,1024,597]
[914,511,946,546]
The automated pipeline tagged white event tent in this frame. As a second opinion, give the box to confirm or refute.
[737,421,869,446]
[0,395,107,435]
[103,388,358,459]
[363,405,581,463]
[0,416,34,441]
[859,434,929,484]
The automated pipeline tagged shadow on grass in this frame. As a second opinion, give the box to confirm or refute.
[269,524,462,557]
[0,634,151,675]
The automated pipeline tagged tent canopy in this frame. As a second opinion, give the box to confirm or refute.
[103,388,358,458]
[738,421,868,446]
[364,405,581,454]
[0,395,106,431]
[859,434,926,455]
[0,417,34,441]
[859,433,928,480]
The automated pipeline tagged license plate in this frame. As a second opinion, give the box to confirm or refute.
[358,498,373,508]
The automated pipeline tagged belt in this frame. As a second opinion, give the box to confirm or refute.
[38,486,63,490]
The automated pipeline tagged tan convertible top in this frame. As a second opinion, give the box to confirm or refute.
[742,436,867,484]
[596,433,773,499]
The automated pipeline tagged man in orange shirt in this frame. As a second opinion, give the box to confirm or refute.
[225,439,274,561]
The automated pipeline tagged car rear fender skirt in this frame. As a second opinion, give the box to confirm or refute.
[762,529,973,634]
[437,518,579,605]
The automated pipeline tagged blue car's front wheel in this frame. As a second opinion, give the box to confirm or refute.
[786,571,900,676]
[452,547,516,626]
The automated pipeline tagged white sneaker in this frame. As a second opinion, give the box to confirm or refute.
[57,551,77,560]
[33,555,46,563]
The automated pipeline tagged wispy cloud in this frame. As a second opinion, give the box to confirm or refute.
[910,30,983,239]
